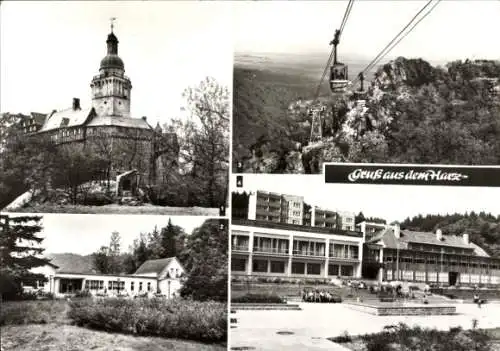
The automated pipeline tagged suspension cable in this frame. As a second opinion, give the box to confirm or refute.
[353,0,441,86]
[313,0,354,101]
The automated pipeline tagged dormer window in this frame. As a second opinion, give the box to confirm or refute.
[60,117,70,127]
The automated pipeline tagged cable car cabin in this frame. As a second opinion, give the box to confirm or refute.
[329,63,349,93]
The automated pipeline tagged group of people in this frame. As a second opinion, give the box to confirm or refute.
[302,289,341,303]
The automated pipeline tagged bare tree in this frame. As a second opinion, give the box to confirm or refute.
[171,77,229,207]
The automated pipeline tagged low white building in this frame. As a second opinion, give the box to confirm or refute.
[231,219,364,279]
[27,257,184,298]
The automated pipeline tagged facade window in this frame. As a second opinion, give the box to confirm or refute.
[139,282,143,291]
[291,262,305,275]
[341,265,353,277]
[231,258,246,271]
[86,280,103,290]
[350,245,359,259]
[131,282,134,291]
[328,264,340,276]
[307,263,321,275]
[108,281,125,290]
[147,282,151,292]
[270,261,285,273]
[253,259,268,273]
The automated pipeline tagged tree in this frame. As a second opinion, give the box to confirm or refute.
[108,231,122,274]
[171,77,229,207]
[355,212,366,225]
[0,113,59,208]
[92,246,111,274]
[51,147,108,204]
[159,219,185,258]
[0,215,51,300]
[179,219,228,302]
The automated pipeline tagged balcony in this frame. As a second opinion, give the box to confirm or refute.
[253,246,289,255]
[232,244,250,252]
[293,249,326,258]
[329,253,359,261]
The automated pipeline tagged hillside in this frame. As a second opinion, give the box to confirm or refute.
[233,57,500,173]
[46,253,95,273]
[400,212,500,257]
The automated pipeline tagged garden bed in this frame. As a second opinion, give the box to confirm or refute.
[329,323,494,351]
[67,297,227,343]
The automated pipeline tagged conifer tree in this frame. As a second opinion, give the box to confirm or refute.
[0,214,51,300]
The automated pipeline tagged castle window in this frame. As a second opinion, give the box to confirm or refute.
[60,118,70,127]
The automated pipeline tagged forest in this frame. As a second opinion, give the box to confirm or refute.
[233,58,500,173]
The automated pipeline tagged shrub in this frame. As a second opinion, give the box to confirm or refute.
[0,300,67,326]
[330,331,352,343]
[231,293,284,304]
[78,192,114,206]
[74,290,93,298]
[67,298,226,343]
[361,323,493,351]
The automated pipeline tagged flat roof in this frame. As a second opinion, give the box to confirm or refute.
[55,271,157,280]
[231,219,363,238]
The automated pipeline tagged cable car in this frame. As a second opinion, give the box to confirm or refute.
[329,29,349,93]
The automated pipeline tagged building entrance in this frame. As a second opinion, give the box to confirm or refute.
[449,272,459,286]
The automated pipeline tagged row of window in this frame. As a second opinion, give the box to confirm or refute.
[408,244,471,255]
[384,256,499,269]
[231,258,355,277]
[83,280,153,292]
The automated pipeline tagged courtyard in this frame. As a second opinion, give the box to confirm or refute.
[230,302,500,350]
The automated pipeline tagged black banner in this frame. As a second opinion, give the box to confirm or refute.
[324,164,500,187]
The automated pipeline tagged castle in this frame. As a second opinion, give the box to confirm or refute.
[20,25,179,187]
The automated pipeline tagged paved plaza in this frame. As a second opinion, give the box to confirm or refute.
[230,302,500,351]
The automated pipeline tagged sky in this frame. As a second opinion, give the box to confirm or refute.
[233,0,500,63]
[0,1,233,126]
[6,213,211,256]
[231,174,500,224]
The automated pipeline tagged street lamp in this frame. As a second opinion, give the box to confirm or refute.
[396,243,400,281]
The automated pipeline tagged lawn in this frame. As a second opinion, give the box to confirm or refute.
[0,324,226,351]
[6,204,219,215]
[0,299,226,351]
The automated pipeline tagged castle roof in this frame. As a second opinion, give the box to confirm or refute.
[40,107,94,132]
[87,115,152,130]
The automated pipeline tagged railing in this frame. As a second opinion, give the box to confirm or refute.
[293,249,326,257]
[253,247,289,255]
[329,253,359,260]
[232,245,250,251]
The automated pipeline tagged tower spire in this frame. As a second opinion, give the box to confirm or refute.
[110,17,116,33]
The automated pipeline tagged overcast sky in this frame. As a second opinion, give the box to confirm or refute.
[233,1,500,62]
[0,1,232,126]
[231,174,500,224]
[6,214,211,256]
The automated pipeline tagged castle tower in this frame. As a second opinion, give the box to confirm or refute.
[90,20,132,117]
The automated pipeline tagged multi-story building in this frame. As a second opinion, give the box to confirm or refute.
[244,190,355,230]
[231,219,364,279]
[248,191,304,225]
[311,206,338,228]
[360,222,500,285]
[336,211,356,231]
